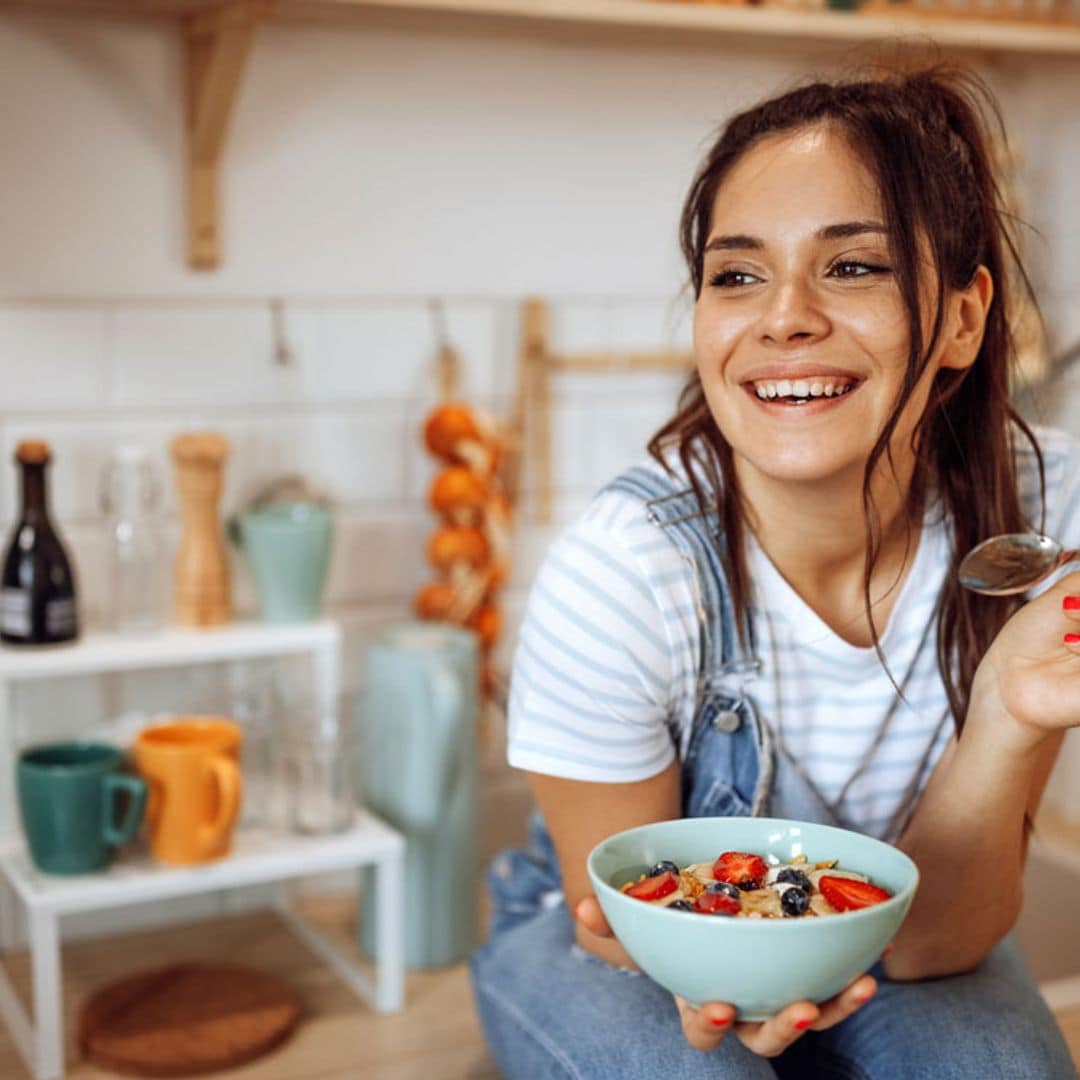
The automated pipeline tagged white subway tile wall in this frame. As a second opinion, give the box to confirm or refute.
[0,309,109,413]
[110,308,279,409]
[0,298,688,716]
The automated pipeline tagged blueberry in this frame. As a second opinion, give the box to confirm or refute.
[649,860,680,877]
[780,886,810,917]
[667,899,694,912]
[707,881,741,900]
[776,868,812,891]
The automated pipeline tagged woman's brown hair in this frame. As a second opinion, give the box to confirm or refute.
[648,67,1044,734]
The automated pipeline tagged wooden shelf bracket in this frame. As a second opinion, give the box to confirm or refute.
[184,1,272,270]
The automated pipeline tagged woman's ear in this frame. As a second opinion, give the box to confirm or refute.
[940,265,994,371]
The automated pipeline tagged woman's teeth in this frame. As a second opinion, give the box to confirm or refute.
[753,379,854,403]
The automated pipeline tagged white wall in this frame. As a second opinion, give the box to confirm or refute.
[1,10,1079,804]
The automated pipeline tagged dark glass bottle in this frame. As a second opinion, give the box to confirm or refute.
[0,441,79,645]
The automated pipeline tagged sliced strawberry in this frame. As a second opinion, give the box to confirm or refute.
[625,870,678,902]
[713,851,768,891]
[819,875,892,912]
[695,890,741,916]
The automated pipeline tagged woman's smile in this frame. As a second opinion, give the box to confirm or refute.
[742,364,863,413]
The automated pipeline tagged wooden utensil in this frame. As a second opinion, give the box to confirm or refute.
[171,431,231,626]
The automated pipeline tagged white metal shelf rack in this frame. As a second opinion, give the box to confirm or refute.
[0,620,406,1080]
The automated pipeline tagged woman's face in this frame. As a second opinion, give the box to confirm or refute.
[693,125,969,496]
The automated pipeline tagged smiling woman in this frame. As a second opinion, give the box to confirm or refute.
[470,67,1080,1080]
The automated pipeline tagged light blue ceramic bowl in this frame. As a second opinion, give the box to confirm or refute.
[587,817,918,1020]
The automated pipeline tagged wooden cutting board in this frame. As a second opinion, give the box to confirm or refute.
[78,963,300,1077]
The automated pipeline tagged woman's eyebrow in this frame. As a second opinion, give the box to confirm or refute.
[704,220,888,253]
[704,234,762,252]
[818,220,887,241]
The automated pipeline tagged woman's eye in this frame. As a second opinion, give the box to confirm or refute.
[828,260,892,279]
[708,269,761,289]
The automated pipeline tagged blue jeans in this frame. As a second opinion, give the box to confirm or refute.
[470,902,1077,1079]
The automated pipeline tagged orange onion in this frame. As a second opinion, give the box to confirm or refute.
[426,525,490,570]
[414,582,458,621]
[428,466,488,517]
[423,403,481,462]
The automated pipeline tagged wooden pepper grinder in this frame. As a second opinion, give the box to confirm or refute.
[171,432,231,626]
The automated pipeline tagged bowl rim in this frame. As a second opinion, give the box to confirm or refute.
[587,816,920,930]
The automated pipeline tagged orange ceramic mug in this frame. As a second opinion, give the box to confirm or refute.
[133,717,243,865]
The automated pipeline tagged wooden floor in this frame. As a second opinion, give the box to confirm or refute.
[0,897,1077,1080]
[0,897,501,1080]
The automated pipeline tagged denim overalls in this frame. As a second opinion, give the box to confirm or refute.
[471,465,1077,1079]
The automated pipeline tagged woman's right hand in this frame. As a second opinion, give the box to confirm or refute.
[969,570,1080,751]
[574,895,878,1055]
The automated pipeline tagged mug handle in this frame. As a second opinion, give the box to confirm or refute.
[102,775,149,847]
[199,754,242,858]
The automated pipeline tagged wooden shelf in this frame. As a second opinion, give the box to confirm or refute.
[9,0,1080,56]
[7,0,1079,270]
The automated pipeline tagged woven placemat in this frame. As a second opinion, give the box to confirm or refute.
[78,963,301,1077]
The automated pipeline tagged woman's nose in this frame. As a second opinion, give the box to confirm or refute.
[757,279,830,345]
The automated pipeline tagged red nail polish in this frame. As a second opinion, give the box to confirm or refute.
[1064,596,1080,611]
[710,1016,730,1028]
[795,1018,813,1031]
[1065,633,1080,645]
[857,991,876,1004]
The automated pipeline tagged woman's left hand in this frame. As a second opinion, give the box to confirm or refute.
[971,569,1080,748]
[672,974,877,1055]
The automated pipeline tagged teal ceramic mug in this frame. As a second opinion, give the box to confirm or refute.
[231,502,334,623]
[17,742,148,875]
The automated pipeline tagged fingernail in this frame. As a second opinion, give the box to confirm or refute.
[856,989,877,1004]
[794,1018,813,1031]
[1064,595,1080,611]
[710,1016,730,1028]
[1065,633,1080,645]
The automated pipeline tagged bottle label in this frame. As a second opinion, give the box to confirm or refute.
[0,589,77,640]
[46,597,77,638]
[0,588,31,638]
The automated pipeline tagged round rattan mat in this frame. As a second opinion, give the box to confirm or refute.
[77,963,301,1077]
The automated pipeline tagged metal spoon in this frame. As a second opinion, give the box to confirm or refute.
[958,533,1079,596]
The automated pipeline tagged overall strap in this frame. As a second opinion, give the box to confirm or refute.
[600,465,758,676]
[600,465,773,816]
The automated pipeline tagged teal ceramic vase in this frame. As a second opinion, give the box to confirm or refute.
[358,621,479,968]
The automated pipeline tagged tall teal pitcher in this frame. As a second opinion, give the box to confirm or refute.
[359,621,479,969]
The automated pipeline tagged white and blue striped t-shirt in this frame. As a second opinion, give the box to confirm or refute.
[508,426,1080,841]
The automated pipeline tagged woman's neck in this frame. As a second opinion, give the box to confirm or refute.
[737,464,922,647]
